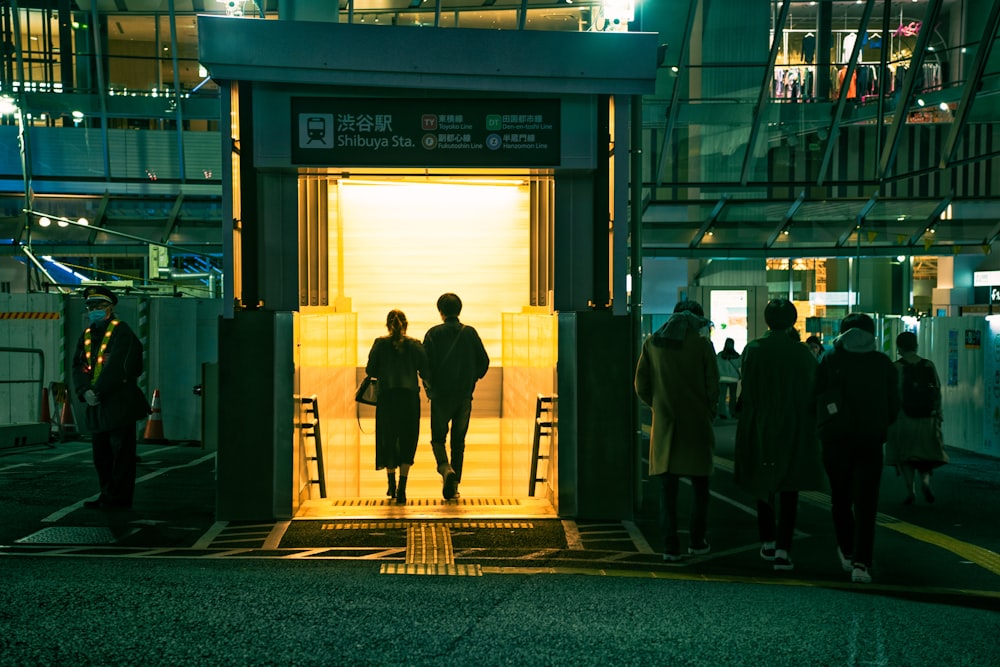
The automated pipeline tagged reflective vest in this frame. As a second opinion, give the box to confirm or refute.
[83,320,119,381]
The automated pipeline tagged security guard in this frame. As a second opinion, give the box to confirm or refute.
[71,286,150,510]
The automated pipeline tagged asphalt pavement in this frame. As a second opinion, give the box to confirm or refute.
[1,423,999,665]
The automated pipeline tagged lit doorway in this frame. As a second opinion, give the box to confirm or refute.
[709,290,749,356]
[295,173,557,515]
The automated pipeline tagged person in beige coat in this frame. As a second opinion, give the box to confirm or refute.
[635,300,720,562]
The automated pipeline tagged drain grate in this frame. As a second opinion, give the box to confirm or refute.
[16,526,118,545]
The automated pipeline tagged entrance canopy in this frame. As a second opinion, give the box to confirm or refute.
[197,17,659,96]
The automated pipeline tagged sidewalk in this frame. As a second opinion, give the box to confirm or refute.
[2,427,1000,604]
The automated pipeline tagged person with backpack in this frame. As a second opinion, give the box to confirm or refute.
[885,331,949,505]
[814,313,899,584]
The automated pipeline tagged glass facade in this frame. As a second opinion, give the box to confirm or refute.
[0,1,997,305]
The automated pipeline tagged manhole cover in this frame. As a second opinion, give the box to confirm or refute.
[16,526,118,545]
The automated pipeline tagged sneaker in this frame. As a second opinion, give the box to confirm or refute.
[662,552,682,563]
[759,542,776,561]
[837,547,853,573]
[773,549,794,571]
[851,564,872,584]
[688,542,711,556]
[442,469,458,500]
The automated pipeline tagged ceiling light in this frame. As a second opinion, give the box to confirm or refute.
[78,217,89,226]
[57,218,69,228]
[38,217,51,228]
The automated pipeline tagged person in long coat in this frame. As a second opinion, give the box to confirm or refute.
[885,331,948,504]
[635,300,719,562]
[734,299,825,572]
[365,309,429,504]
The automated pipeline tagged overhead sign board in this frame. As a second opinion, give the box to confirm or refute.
[291,98,560,167]
[974,270,1000,287]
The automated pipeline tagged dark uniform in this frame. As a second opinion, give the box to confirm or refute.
[71,286,149,509]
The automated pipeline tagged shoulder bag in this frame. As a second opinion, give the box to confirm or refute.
[355,375,379,405]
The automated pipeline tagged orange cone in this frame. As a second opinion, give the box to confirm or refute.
[58,396,77,441]
[143,389,168,443]
[41,387,51,424]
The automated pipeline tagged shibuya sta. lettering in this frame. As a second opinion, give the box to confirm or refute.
[337,134,414,149]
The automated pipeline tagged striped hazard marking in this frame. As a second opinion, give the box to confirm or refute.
[0,312,60,319]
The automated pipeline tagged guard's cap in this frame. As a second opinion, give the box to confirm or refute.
[82,285,118,306]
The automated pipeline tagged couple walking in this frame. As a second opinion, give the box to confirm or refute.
[363,293,489,504]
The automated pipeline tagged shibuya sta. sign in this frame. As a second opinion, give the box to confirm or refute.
[291,98,560,168]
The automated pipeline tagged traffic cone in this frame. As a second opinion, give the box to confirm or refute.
[41,387,51,424]
[143,389,168,443]
[58,396,77,442]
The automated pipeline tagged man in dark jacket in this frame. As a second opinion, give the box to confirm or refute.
[71,286,149,510]
[735,299,824,572]
[815,312,899,584]
[422,293,489,500]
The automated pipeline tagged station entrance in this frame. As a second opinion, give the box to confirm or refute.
[200,16,658,523]
[292,171,557,516]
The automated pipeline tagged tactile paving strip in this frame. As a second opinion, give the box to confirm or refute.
[16,526,118,544]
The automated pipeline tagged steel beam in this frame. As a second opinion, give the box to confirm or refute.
[816,0,875,187]
[654,0,699,187]
[739,0,790,186]
[878,0,944,181]
[837,193,878,248]
[765,190,805,248]
[689,195,729,249]
[908,193,953,247]
[940,0,1000,169]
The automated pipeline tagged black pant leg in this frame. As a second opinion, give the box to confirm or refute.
[756,496,776,544]
[106,423,137,507]
[775,490,799,552]
[659,473,680,554]
[823,441,855,557]
[851,442,884,567]
[689,475,710,546]
[91,431,113,499]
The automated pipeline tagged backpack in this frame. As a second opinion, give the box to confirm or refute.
[901,360,937,418]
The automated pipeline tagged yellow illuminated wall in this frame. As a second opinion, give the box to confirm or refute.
[332,179,531,364]
[295,177,557,502]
